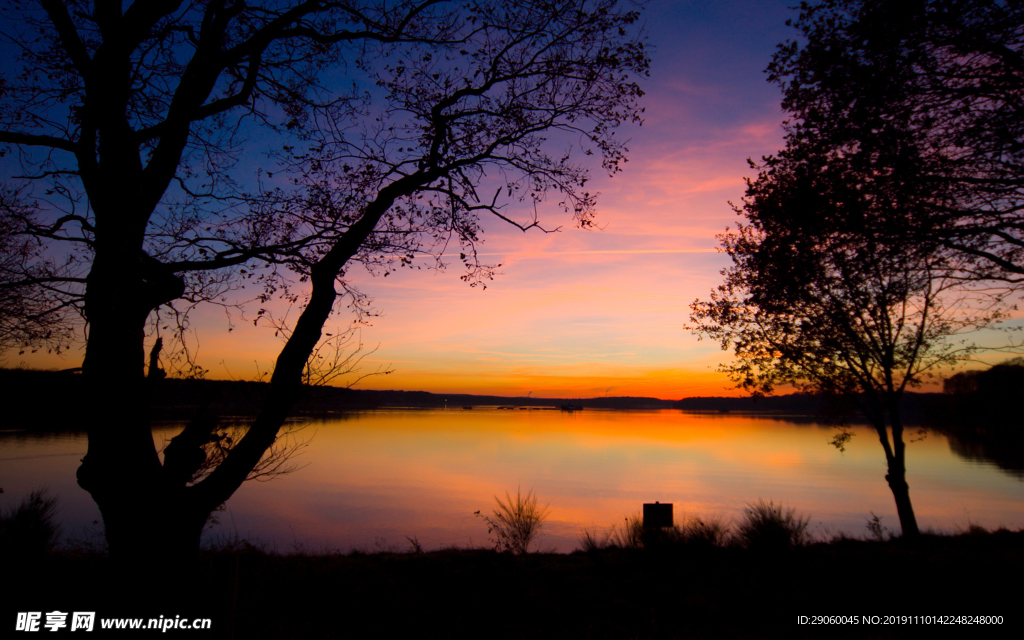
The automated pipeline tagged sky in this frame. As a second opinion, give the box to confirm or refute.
[18,1,1009,399]
[203,0,797,399]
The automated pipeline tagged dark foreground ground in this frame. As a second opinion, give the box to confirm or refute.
[6,530,1022,639]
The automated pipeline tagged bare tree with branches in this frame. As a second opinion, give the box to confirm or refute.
[0,0,648,564]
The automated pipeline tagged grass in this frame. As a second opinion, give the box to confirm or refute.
[611,513,645,549]
[0,488,60,556]
[865,511,894,542]
[9,526,1021,639]
[578,501,814,552]
[735,499,810,551]
[475,487,550,554]
[579,512,732,551]
[3,491,1020,638]
[680,514,731,548]
[577,526,613,552]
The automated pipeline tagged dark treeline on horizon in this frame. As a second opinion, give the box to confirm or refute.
[14,363,1022,481]
[926,359,1024,478]
[0,369,681,426]
[5,366,1012,425]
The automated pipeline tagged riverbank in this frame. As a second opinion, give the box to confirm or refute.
[7,529,1021,638]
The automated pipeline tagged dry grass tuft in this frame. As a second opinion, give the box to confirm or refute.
[476,487,550,554]
[735,499,810,551]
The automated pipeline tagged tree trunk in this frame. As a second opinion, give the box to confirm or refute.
[885,407,920,538]
[77,231,162,554]
[885,459,920,538]
[76,163,437,564]
[75,200,199,568]
[99,492,207,564]
[867,399,921,539]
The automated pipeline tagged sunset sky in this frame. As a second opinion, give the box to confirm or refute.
[197,0,794,399]
[14,1,1015,399]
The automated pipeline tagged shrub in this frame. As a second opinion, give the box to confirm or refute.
[577,527,613,552]
[593,512,731,551]
[610,513,645,549]
[0,489,60,556]
[680,515,730,548]
[577,516,643,552]
[475,488,550,555]
[735,499,810,551]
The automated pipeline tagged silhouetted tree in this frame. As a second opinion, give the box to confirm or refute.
[944,357,1024,397]
[0,0,648,563]
[940,356,1024,427]
[933,358,1024,476]
[769,0,1024,286]
[0,186,79,356]
[690,149,1007,537]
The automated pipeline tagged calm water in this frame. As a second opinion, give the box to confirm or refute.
[1,409,1021,552]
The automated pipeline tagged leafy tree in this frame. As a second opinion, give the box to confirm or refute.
[693,0,1022,537]
[690,149,1006,537]
[0,0,648,563]
[769,0,1024,286]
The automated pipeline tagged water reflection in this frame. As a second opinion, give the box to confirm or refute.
[944,431,1024,480]
[1,409,1021,552]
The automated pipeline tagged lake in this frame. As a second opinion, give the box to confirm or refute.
[1,408,1021,552]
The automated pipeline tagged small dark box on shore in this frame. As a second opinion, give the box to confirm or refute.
[643,502,673,529]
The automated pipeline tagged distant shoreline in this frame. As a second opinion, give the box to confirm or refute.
[2,368,944,424]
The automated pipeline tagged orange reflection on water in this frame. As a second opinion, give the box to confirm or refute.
[210,409,1024,552]
[2,410,1020,552]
